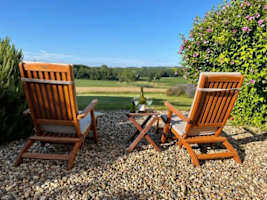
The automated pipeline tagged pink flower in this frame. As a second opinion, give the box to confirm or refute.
[206,28,212,33]
[203,40,208,44]
[248,16,255,21]
[258,19,264,25]
[242,26,251,32]
[206,48,211,53]
[232,29,237,33]
[179,44,185,54]
[230,61,235,65]
[183,40,188,44]
[188,45,191,49]
[264,5,267,9]
[196,41,200,45]
[193,52,199,57]
[255,13,260,18]
[245,1,250,6]
[250,79,255,84]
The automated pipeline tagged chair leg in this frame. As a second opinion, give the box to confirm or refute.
[161,124,169,144]
[90,111,98,144]
[155,119,160,134]
[15,140,34,166]
[177,140,183,149]
[223,139,241,163]
[68,141,82,170]
[183,141,200,166]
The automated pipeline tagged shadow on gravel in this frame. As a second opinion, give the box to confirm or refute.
[223,129,267,162]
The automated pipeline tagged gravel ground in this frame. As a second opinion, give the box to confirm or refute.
[0,111,266,200]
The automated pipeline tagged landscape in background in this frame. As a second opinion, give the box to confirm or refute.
[73,64,194,111]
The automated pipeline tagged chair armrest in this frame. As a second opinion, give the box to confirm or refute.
[23,108,31,115]
[164,101,191,123]
[77,99,98,120]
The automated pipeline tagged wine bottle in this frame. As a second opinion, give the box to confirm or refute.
[138,87,146,104]
[138,87,146,112]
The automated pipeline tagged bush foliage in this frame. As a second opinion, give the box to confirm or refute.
[0,37,33,144]
[166,84,196,98]
[179,0,267,129]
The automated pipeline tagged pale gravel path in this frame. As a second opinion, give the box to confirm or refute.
[0,111,266,200]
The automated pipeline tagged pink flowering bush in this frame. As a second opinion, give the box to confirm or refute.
[179,0,266,129]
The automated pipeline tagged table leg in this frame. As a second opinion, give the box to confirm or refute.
[128,115,152,143]
[127,116,160,152]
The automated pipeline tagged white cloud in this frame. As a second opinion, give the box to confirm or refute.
[23,50,179,67]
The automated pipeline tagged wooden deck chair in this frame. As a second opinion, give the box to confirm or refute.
[161,72,244,166]
[15,62,98,169]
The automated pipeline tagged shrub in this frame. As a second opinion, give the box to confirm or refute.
[179,0,267,129]
[166,84,196,97]
[0,37,33,144]
[184,84,196,98]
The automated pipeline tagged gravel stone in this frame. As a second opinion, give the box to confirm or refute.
[0,111,266,199]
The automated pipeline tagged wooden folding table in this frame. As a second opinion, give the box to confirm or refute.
[126,112,161,152]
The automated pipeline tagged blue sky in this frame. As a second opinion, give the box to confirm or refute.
[1,0,223,67]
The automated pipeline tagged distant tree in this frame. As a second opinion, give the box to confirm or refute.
[77,67,89,79]
[118,70,136,82]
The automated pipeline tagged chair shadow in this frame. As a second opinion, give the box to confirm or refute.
[189,129,267,163]
[222,128,267,162]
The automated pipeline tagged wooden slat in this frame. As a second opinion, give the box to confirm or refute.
[67,68,81,137]
[207,76,241,82]
[37,119,75,126]
[24,63,71,72]
[44,72,56,119]
[219,82,237,123]
[32,71,46,119]
[199,82,215,124]
[19,63,41,135]
[221,81,243,125]
[26,70,41,118]
[50,72,61,119]
[210,81,228,123]
[62,72,73,120]
[56,72,67,120]
[197,82,212,124]
[22,153,69,160]
[197,152,233,160]
[29,136,81,143]
[205,81,220,124]
[185,136,226,144]
[38,71,50,118]
[21,78,73,84]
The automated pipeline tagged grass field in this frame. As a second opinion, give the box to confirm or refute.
[75,77,189,88]
[75,77,193,111]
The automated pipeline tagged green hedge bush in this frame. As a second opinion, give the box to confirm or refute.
[179,0,267,129]
[0,37,33,144]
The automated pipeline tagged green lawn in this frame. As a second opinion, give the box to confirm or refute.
[75,77,190,88]
[75,77,193,111]
[77,93,193,111]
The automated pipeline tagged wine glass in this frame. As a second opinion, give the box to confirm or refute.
[146,98,152,110]
[133,97,139,106]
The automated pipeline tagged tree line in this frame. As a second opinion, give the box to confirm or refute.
[74,64,184,82]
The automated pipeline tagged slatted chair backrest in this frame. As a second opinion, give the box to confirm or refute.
[185,72,244,136]
[19,62,81,136]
